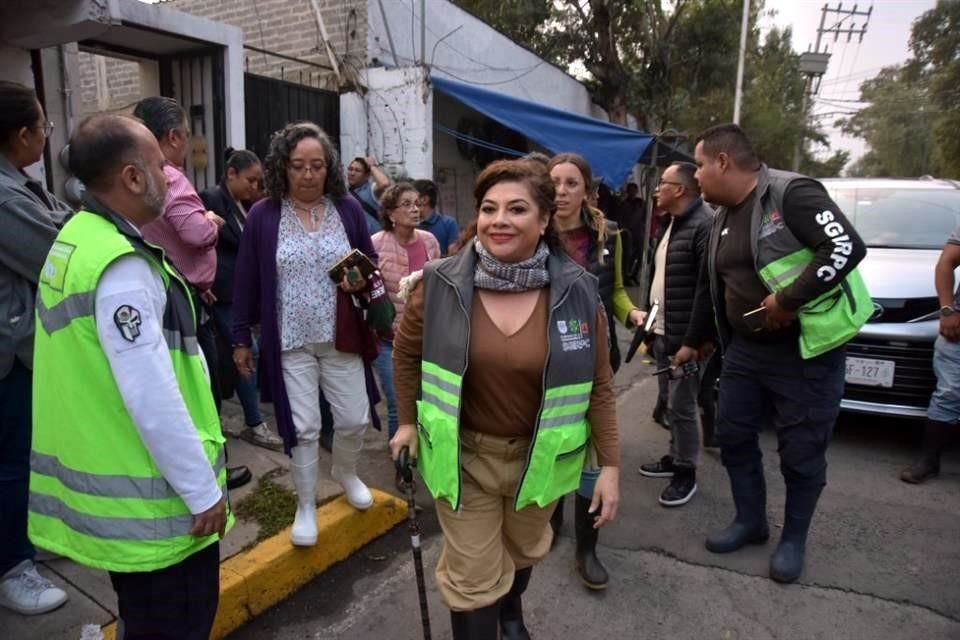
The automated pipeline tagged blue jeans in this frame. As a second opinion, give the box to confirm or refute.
[372,339,398,438]
[929,336,960,423]
[211,303,263,427]
[0,360,36,575]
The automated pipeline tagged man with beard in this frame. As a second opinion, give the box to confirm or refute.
[29,114,231,638]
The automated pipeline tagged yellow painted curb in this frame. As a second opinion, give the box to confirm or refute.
[102,489,407,640]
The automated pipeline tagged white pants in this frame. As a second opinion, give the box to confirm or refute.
[281,342,370,442]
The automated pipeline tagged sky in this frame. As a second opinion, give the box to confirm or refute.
[760,0,936,168]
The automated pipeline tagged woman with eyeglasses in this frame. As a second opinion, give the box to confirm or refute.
[0,80,71,616]
[370,183,440,458]
[548,152,643,592]
[231,122,381,548]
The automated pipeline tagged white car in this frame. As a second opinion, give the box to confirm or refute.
[821,178,960,419]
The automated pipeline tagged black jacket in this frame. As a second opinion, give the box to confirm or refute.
[200,183,245,304]
[645,198,714,354]
[584,219,622,372]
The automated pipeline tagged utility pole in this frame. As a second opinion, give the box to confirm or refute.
[793,2,872,171]
[732,0,750,124]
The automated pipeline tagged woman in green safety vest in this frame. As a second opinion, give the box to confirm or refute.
[389,158,620,639]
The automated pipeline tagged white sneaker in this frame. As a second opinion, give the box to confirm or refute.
[241,422,284,452]
[0,560,68,615]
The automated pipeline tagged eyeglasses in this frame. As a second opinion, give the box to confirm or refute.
[657,180,683,188]
[396,200,420,210]
[289,162,328,175]
[37,121,54,137]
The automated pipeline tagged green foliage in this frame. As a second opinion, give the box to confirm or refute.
[840,0,959,178]
[453,0,837,173]
[234,469,297,544]
[839,66,937,177]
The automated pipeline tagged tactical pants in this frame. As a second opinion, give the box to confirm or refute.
[717,335,845,490]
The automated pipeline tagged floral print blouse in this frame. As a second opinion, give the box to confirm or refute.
[276,198,351,351]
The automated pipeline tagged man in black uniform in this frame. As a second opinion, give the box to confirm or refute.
[678,124,871,583]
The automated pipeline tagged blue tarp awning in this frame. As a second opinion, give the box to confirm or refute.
[432,75,655,189]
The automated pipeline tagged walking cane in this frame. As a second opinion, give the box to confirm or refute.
[397,446,431,640]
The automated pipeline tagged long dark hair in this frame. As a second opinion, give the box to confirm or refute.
[263,122,346,201]
[0,81,41,149]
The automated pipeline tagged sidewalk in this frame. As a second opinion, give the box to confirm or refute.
[1,398,407,640]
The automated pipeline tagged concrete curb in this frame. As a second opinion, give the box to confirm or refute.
[102,489,407,639]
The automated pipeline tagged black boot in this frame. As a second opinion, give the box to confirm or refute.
[769,481,823,584]
[901,420,948,484]
[705,462,769,553]
[574,493,608,590]
[450,603,500,640]
[549,497,564,547]
[500,567,532,640]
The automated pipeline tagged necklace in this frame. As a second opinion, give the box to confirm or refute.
[290,198,325,232]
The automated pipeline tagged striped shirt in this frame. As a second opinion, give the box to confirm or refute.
[142,163,218,291]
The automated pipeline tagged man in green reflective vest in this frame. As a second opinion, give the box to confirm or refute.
[29,114,231,638]
[679,124,870,585]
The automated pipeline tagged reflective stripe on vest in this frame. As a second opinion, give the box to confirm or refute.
[415,251,598,512]
[36,287,200,356]
[751,168,872,359]
[29,210,229,573]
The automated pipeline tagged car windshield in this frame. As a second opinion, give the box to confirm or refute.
[826,186,960,249]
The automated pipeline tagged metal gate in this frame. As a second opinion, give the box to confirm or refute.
[244,73,340,162]
[161,52,226,192]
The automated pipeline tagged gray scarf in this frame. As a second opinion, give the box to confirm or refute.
[473,238,551,291]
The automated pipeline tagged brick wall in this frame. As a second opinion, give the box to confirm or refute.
[163,0,367,88]
[77,52,148,116]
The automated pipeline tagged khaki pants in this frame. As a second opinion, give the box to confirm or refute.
[434,429,556,611]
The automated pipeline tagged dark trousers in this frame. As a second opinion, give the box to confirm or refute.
[718,335,845,488]
[0,359,36,575]
[109,541,220,640]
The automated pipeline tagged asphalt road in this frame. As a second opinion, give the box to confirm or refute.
[229,346,960,640]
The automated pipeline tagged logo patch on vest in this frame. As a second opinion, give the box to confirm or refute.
[40,241,76,292]
[114,305,143,342]
[759,209,785,239]
[556,318,591,352]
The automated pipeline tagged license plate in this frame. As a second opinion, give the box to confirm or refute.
[845,357,895,388]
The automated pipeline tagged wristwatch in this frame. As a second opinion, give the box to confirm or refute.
[940,305,957,317]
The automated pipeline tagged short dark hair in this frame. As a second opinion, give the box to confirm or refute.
[670,161,700,196]
[69,114,142,191]
[0,81,41,148]
[378,181,418,232]
[695,123,759,170]
[132,96,187,141]
[224,147,260,175]
[350,157,370,173]
[263,121,346,201]
[413,178,438,208]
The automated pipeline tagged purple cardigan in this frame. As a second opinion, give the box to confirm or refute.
[232,195,381,454]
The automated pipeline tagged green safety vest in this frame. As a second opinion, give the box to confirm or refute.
[416,248,600,512]
[710,166,872,359]
[29,208,232,573]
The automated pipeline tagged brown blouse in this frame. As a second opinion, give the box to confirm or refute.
[393,282,619,467]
